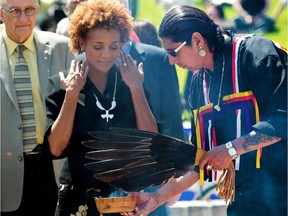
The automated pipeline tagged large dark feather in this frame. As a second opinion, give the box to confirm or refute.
[88,131,151,142]
[86,149,150,160]
[82,140,150,150]
[84,157,151,171]
[110,168,186,191]
[83,127,200,192]
[93,161,159,182]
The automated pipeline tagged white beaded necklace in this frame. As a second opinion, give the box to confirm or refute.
[93,72,117,122]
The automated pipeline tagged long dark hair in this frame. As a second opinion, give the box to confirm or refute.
[159,5,224,52]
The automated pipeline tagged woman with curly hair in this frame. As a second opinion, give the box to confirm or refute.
[44,0,158,215]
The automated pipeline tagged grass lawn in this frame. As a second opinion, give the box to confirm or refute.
[136,0,287,117]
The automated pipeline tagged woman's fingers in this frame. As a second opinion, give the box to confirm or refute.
[60,60,88,90]
[59,71,67,87]
[120,51,128,67]
[138,62,144,75]
[69,59,77,74]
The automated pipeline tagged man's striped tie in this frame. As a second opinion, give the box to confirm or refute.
[14,45,37,153]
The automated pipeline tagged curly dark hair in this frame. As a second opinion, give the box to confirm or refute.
[69,0,133,54]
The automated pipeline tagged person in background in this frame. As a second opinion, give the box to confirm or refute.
[39,1,66,32]
[205,1,225,21]
[0,0,74,215]
[233,0,275,33]
[44,0,158,215]
[123,5,287,216]
[55,0,86,37]
[204,1,235,31]
[133,20,162,48]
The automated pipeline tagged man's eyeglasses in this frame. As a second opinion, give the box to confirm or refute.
[2,6,38,18]
[166,41,187,57]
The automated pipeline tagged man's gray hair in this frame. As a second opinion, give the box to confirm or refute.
[1,0,39,7]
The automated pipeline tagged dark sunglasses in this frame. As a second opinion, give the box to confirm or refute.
[166,41,187,57]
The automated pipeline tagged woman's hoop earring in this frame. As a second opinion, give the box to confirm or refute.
[199,47,206,57]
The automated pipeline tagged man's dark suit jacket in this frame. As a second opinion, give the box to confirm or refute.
[130,40,184,139]
[129,41,185,216]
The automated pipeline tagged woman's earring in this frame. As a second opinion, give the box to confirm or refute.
[199,47,206,57]
[80,48,85,53]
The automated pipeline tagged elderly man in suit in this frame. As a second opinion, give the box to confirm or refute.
[0,0,74,215]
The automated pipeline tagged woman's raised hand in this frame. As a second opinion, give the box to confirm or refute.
[59,60,89,99]
[118,51,144,91]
